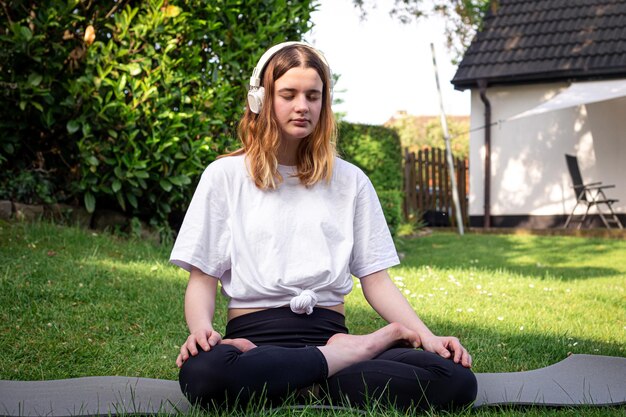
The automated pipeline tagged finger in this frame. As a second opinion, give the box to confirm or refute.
[176,354,183,368]
[208,331,222,348]
[187,337,200,356]
[412,334,421,348]
[436,344,451,359]
[180,343,189,359]
[453,344,463,364]
[196,333,211,351]
[179,348,189,364]
[462,351,472,368]
[408,331,421,348]
[445,338,463,363]
[399,335,418,348]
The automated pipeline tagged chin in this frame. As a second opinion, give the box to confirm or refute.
[284,130,312,141]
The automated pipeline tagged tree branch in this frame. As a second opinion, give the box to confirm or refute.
[0,0,13,25]
[105,0,130,19]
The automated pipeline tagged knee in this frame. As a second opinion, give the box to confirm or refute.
[179,344,240,408]
[426,354,477,408]
[444,363,477,409]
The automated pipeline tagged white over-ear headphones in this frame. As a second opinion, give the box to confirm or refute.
[247,41,332,114]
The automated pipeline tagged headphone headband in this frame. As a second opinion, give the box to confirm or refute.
[250,41,300,88]
[247,41,332,114]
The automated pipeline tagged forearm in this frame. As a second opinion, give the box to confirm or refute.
[360,270,435,339]
[184,267,219,333]
[175,267,222,367]
[361,270,473,366]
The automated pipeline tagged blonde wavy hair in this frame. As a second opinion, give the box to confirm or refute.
[226,44,337,189]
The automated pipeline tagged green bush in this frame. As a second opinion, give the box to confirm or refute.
[377,189,403,236]
[0,0,316,233]
[337,123,403,234]
[0,170,60,205]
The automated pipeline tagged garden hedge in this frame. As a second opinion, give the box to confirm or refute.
[0,0,315,236]
[1,1,406,237]
[337,123,403,235]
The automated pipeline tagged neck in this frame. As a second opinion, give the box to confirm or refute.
[277,139,299,166]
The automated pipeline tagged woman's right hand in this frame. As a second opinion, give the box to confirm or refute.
[176,329,222,368]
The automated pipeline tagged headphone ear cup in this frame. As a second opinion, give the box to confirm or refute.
[247,86,265,114]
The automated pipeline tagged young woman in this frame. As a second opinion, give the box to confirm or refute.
[170,41,476,411]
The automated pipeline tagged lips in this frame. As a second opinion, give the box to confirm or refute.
[291,118,309,127]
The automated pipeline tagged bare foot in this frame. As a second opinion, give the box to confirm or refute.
[221,338,257,352]
[318,322,420,377]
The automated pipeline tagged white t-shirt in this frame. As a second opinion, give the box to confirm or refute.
[170,154,399,314]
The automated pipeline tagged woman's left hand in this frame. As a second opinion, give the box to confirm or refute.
[420,335,472,368]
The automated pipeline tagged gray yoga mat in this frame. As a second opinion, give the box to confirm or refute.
[1,354,624,416]
[473,354,626,407]
[0,377,189,417]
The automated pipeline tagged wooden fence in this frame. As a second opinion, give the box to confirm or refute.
[403,148,469,226]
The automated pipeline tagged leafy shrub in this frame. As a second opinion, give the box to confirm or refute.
[0,0,315,234]
[0,170,60,205]
[0,2,86,205]
[337,123,403,234]
[377,189,403,236]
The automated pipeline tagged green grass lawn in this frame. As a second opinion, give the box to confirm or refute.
[1,221,624,416]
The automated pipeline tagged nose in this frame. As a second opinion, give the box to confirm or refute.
[294,94,309,113]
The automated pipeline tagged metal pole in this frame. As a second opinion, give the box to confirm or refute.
[430,43,464,235]
[478,80,492,228]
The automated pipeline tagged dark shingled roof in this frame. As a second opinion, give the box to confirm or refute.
[451,0,626,90]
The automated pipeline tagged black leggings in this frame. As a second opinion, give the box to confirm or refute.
[179,308,477,411]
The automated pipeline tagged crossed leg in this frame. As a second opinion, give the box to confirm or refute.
[179,323,474,411]
[324,348,477,411]
[220,321,420,377]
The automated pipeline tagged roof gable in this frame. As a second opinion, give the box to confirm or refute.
[452,0,626,90]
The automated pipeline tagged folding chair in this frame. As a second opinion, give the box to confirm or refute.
[564,154,623,229]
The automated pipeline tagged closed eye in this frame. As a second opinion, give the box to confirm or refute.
[277,88,322,101]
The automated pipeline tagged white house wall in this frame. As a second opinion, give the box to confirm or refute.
[469,83,626,220]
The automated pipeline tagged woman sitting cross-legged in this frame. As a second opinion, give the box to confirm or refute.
[170,41,477,412]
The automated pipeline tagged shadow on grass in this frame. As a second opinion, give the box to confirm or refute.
[396,232,626,281]
[345,302,626,374]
